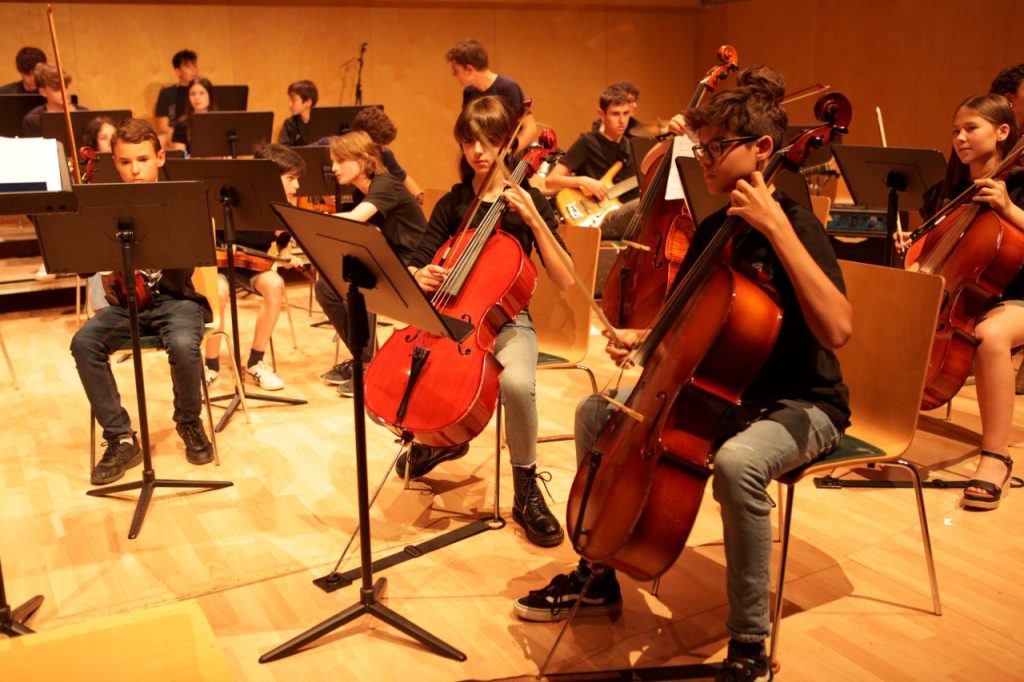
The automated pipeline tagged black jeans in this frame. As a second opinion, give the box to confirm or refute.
[314,277,376,364]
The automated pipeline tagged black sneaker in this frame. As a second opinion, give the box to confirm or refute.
[395,443,470,479]
[716,654,773,682]
[91,434,142,485]
[336,375,358,398]
[513,567,622,622]
[176,420,213,465]
[321,360,353,385]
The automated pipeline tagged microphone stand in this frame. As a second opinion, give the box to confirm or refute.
[354,43,366,106]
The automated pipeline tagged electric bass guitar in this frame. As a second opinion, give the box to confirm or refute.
[555,161,638,227]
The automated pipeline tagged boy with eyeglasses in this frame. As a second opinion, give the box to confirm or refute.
[512,74,851,682]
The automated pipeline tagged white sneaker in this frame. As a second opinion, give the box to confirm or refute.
[246,360,285,391]
[204,367,218,387]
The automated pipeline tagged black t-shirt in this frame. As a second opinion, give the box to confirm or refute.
[22,103,88,137]
[278,114,309,147]
[155,85,182,118]
[356,173,427,268]
[462,74,525,111]
[380,147,407,182]
[412,181,564,270]
[920,170,1024,301]
[0,81,32,94]
[589,116,644,138]
[559,131,639,202]
[673,192,850,431]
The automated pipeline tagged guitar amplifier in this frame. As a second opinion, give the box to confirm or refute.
[825,206,907,267]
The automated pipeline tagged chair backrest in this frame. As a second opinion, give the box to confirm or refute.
[530,224,602,363]
[191,266,223,333]
[810,195,832,227]
[835,260,943,455]
[420,188,448,220]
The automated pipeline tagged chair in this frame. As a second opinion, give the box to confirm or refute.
[0,329,16,389]
[810,195,832,226]
[528,223,602,442]
[769,260,944,664]
[89,266,248,470]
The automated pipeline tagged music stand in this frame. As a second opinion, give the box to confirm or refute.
[175,85,249,116]
[41,109,132,151]
[259,203,468,664]
[305,105,382,143]
[291,145,355,207]
[0,93,44,137]
[0,140,77,637]
[188,111,273,159]
[32,181,233,539]
[163,158,308,431]
[832,145,946,266]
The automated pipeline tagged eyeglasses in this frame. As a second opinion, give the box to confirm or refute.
[692,136,758,163]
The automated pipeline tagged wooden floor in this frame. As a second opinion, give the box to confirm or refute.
[1,283,1022,681]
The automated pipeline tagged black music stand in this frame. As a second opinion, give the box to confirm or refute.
[832,145,946,267]
[175,85,249,116]
[88,150,184,184]
[41,109,132,151]
[305,105,382,143]
[259,203,469,664]
[188,111,273,159]
[0,93,44,137]
[32,181,233,539]
[0,143,77,637]
[292,145,355,208]
[163,159,308,431]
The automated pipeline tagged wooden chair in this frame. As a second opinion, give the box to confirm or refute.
[810,195,832,227]
[769,260,944,664]
[89,266,248,470]
[528,223,602,442]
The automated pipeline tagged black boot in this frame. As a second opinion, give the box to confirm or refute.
[512,465,564,547]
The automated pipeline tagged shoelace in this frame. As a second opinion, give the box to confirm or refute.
[529,469,556,503]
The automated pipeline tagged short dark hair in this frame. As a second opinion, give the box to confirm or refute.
[445,39,488,70]
[172,49,197,69]
[254,142,306,176]
[351,106,397,145]
[287,79,319,106]
[990,64,1024,97]
[15,47,46,76]
[736,66,786,102]
[608,81,639,100]
[111,118,162,154]
[685,83,789,152]
[599,86,632,112]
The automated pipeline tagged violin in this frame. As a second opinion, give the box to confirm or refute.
[567,94,852,580]
[903,136,1024,410]
[363,128,557,448]
[600,45,739,328]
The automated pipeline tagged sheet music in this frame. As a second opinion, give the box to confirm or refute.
[0,136,64,191]
[664,135,695,201]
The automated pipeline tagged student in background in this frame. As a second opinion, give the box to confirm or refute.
[0,46,47,94]
[21,63,86,137]
[351,105,424,204]
[279,79,318,147]
[154,49,198,145]
[83,116,116,153]
[171,77,215,154]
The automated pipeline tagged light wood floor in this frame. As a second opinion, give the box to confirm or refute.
[1,283,1022,681]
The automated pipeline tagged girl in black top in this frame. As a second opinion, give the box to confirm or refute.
[172,77,215,154]
[918,94,1024,510]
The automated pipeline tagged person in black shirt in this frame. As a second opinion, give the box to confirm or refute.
[315,130,428,395]
[203,143,307,392]
[171,77,215,154]
[278,79,317,147]
[589,81,645,138]
[514,78,852,682]
[70,119,214,486]
[381,95,574,547]
[154,50,198,146]
[350,105,424,204]
[0,46,46,94]
[445,38,537,145]
[910,94,1024,511]
[546,86,639,239]
[21,63,86,137]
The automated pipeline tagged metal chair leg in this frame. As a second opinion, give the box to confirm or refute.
[213,330,250,423]
[284,297,297,349]
[769,482,796,665]
[650,576,660,597]
[893,459,942,615]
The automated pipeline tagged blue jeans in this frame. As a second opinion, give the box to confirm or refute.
[70,295,207,441]
[574,389,841,642]
[495,311,538,468]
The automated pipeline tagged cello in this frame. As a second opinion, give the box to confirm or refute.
[567,94,852,580]
[903,136,1024,410]
[600,45,739,328]
[363,130,558,448]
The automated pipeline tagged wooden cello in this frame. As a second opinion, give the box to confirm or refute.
[903,136,1024,410]
[363,131,558,448]
[567,94,852,580]
[600,45,739,328]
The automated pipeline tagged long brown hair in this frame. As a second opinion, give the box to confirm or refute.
[941,94,1017,199]
[453,95,515,182]
[329,130,385,178]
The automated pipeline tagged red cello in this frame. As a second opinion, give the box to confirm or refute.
[568,94,852,580]
[600,45,739,328]
[903,136,1024,410]
[364,131,558,448]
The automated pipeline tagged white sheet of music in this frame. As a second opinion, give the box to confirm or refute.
[0,136,64,191]
[664,134,695,202]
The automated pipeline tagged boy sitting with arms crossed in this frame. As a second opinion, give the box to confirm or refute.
[513,75,851,682]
